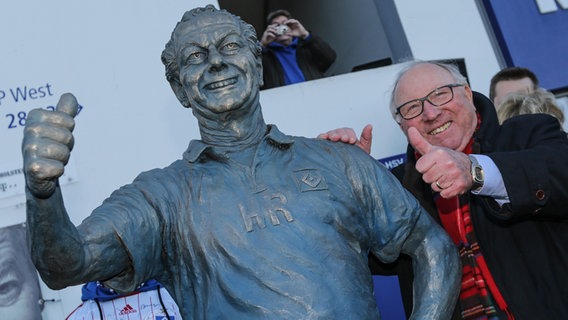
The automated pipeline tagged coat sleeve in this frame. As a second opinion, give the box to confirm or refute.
[298,34,337,73]
[485,114,568,220]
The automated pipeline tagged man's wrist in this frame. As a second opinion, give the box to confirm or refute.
[469,155,485,192]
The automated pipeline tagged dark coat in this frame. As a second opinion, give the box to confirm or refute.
[371,92,568,320]
[261,35,336,90]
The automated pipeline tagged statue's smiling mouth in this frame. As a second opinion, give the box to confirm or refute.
[206,77,238,90]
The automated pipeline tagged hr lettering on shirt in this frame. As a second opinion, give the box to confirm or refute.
[239,192,294,232]
[238,169,328,232]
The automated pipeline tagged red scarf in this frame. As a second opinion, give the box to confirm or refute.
[433,137,514,320]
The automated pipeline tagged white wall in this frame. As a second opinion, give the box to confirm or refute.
[1,1,216,318]
[394,0,502,96]
[0,1,501,319]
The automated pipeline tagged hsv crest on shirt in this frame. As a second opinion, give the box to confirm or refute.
[293,168,328,192]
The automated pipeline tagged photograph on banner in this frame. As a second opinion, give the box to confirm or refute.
[0,223,44,319]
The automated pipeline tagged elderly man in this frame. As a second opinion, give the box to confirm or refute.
[320,61,568,319]
[22,6,459,319]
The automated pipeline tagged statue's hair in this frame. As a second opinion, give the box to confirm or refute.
[389,60,468,123]
[161,5,262,107]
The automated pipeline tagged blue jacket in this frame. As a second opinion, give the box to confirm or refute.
[261,34,336,89]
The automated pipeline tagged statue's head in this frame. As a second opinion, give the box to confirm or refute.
[161,5,263,115]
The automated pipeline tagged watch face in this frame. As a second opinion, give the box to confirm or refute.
[474,167,483,180]
[473,166,484,189]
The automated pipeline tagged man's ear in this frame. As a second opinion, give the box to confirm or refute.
[169,79,191,108]
[464,85,473,102]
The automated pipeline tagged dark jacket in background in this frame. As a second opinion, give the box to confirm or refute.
[261,35,336,90]
[371,92,568,320]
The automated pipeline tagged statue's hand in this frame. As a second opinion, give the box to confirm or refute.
[22,93,79,198]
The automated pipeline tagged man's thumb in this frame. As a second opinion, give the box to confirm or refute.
[359,124,373,154]
[408,127,432,155]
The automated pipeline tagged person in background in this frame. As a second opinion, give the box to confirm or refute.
[496,88,565,126]
[319,61,568,319]
[0,223,43,320]
[260,9,336,89]
[66,279,181,319]
[22,6,459,319]
[489,66,539,108]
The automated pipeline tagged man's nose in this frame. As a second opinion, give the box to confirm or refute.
[421,100,442,120]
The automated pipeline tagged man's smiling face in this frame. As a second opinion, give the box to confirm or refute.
[173,13,261,115]
[395,63,477,153]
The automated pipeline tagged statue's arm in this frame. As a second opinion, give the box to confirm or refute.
[22,94,127,289]
[403,211,461,320]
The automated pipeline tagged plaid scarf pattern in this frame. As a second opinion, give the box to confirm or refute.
[432,134,514,320]
[436,193,509,319]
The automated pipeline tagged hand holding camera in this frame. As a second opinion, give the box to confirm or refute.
[280,19,309,39]
[260,18,310,47]
[274,24,289,36]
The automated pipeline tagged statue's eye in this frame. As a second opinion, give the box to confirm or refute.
[222,42,241,54]
[224,42,238,50]
[187,51,206,64]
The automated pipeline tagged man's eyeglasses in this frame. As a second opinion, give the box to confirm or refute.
[395,84,465,120]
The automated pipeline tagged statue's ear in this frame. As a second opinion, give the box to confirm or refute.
[257,59,264,88]
[169,78,191,108]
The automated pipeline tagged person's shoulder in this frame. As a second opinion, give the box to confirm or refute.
[297,33,329,47]
[132,160,188,184]
[299,135,362,150]
[268,129,373,161]
[296,136,378,162]
[501,113,560,129]
[499,113,566,142]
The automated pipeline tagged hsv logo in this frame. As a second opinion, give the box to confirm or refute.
[536,0,568,13]
[119,304,137,315]
[378,154,406,170]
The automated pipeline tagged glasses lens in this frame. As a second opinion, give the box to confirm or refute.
[399,100,423,119]
[428,86,453,106]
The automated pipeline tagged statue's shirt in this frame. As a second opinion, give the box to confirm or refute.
[85,125,423,319]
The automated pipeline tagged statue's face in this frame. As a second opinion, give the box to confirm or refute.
[173,13,261,115]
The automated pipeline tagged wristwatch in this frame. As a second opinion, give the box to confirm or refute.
[469,155,484,192]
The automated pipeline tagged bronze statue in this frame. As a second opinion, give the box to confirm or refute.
[22,5,460,319]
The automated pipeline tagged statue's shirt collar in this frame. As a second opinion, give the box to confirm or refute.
[183,124,295,163]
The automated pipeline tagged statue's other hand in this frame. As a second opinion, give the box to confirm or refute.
[22,93,79,198]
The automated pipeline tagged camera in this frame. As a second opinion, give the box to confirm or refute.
[275,24,289,36]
